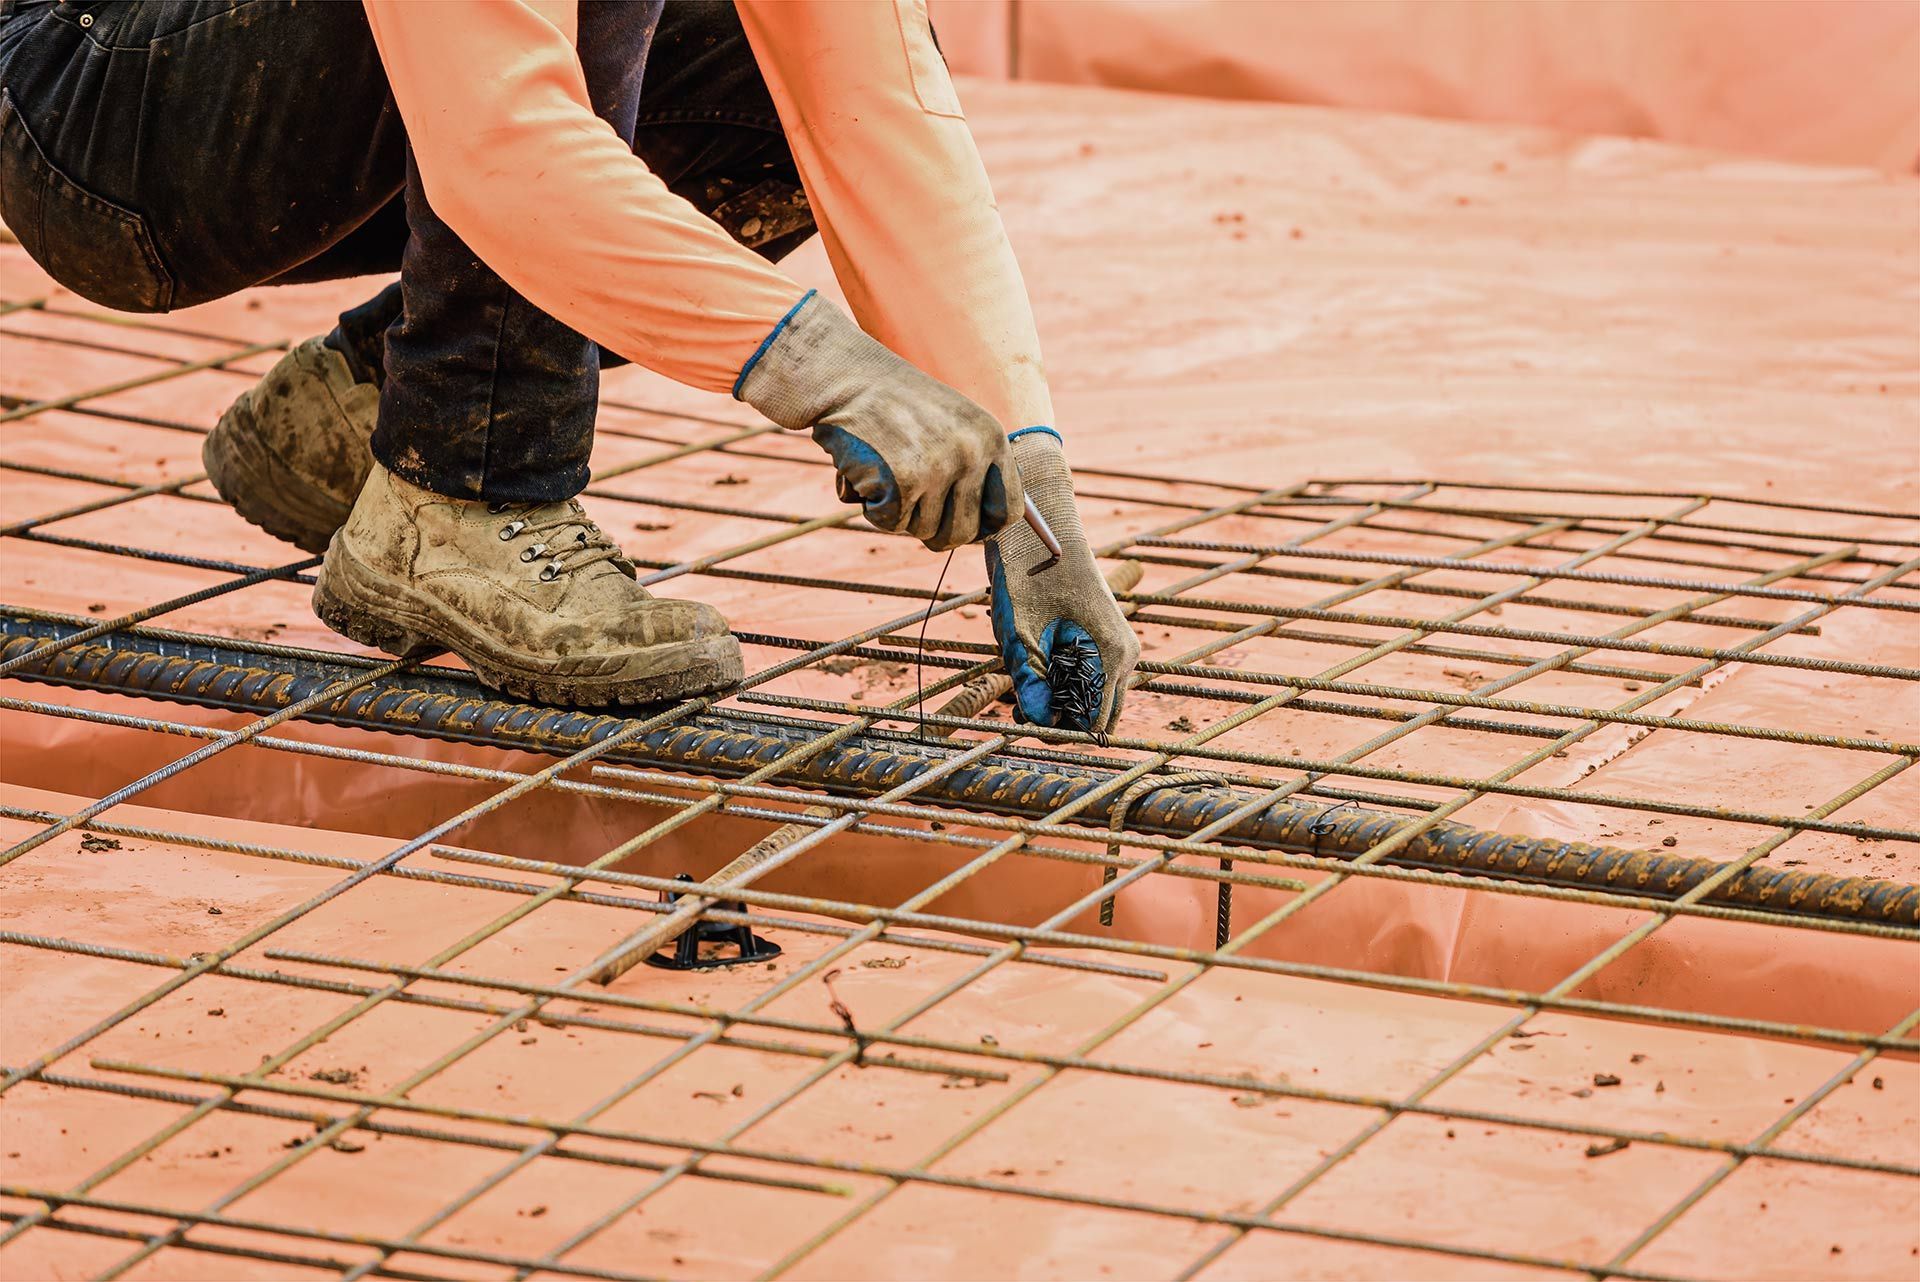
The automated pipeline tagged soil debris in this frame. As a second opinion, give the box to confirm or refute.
[1167,715,1196,732]
[1584,1138,1631,1159]
[861,956,907,969]
[1593,1073,1622,1087]
[79,834,122,853]
[820,657,911,685]
[308,1067,359,1086]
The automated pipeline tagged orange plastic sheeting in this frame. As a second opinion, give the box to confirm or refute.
[932,0,1920,173]
[6,685,1917,1046]
[4,76,1918,1046]
[4,786,1918,1281]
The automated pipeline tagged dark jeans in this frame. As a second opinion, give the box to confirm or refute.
[0,0,815,502]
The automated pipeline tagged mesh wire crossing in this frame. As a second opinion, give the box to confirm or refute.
[1,296,1917,1280]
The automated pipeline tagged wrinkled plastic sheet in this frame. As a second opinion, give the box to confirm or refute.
[932,0,1920,172]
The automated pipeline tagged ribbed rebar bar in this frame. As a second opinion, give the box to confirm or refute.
[6,616,1913,926]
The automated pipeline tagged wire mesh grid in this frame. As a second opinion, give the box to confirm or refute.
[1,295,1917,1280]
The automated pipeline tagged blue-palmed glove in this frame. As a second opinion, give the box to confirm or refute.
[735,291,1021,551]
[987,428,1140,733]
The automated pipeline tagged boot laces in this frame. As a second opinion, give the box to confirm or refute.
[490,502,630,582]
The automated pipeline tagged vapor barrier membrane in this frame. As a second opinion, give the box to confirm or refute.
[3,77,1917,1280]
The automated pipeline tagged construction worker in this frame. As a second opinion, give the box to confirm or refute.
[0,0,1138,731]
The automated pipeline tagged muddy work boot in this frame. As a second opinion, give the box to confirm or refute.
[314,464,743,706]
[204,337,377,553]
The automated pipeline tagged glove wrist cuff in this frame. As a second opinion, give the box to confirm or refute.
[734,291,891,431]
[1003,428,1080,552]
[1010,424,1071,483]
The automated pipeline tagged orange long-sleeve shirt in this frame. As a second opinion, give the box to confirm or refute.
[360,0,1055,434]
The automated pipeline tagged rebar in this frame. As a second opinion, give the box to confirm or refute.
[7,616,1913,926]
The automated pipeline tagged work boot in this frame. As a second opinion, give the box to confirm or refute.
[313,464,743,706]
[204,337,377,554]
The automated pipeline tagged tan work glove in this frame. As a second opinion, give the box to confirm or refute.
[987,428,1141,733]
[735,291,1021,551]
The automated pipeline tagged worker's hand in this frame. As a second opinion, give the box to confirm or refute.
[987,429,1140,734]
[736,292,1021,551]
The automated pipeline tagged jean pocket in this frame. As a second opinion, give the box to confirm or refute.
[0,88,174,312]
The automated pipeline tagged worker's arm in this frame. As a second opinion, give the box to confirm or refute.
[361,0,800,389]
[360,0,1015,546]
[739,1,1136,730]
[735,0,1053,434]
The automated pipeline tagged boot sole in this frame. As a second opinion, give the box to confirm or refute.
[204,392,353,555]
[313,538,744,708]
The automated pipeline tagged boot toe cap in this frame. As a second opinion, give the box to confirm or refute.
[601,597,733,649]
